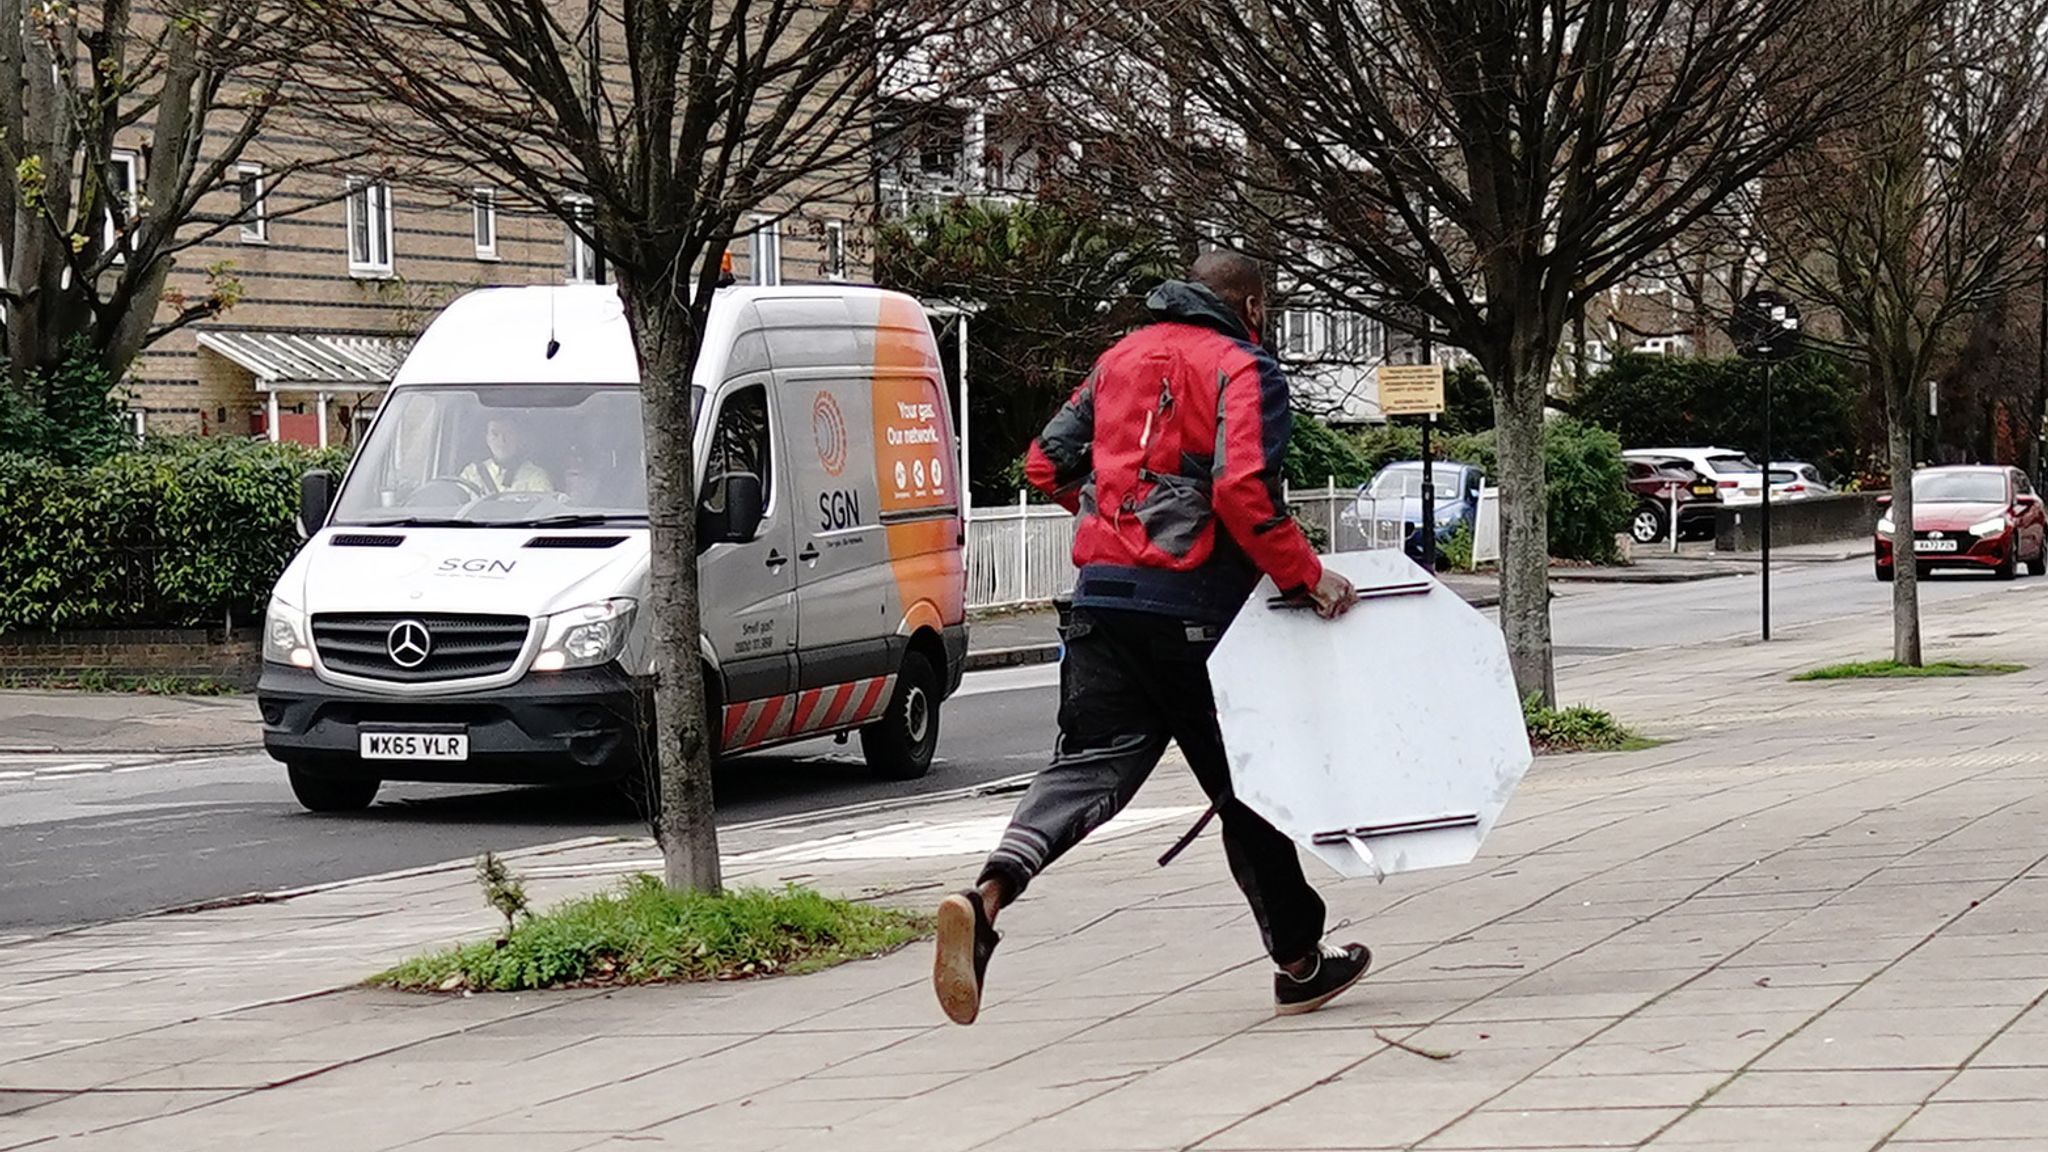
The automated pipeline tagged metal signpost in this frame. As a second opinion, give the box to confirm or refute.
[1731,291,1802,642]
[1379,363,1448,570]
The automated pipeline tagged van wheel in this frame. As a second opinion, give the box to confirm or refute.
[862,651,939,781]
[287,765,379,813]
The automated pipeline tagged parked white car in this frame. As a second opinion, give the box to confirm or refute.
[1622,447,1766,506]
[1770,461,1834,500]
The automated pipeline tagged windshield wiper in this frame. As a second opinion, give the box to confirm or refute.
[351,516,480,528]
[499,513,649,528]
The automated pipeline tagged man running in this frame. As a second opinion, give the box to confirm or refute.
[933,251,1367,1026]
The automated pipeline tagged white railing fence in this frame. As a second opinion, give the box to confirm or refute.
[965,494,1079,609]
[1282,479,1407,555]
[965,481,1424,610]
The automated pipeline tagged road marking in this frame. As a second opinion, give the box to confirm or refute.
[0,755,219,784]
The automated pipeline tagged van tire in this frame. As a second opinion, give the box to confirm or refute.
[862,651,940,781]
[287,765,379,813]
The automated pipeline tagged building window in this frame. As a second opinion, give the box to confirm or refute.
[1282,309,1312,358]
[237,163,266,242]
[824,221,847,281]
[346,178,394,276]
[564,199,598,283]
[750,216,781,286]
[104,150,139,257]
[472,189,498,261]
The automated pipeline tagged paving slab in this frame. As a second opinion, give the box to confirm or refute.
[6,581,2048,1150]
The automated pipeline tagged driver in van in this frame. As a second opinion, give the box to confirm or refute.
[461,416,555,494]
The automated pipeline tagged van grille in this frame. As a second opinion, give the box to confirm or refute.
[311,613,531,683]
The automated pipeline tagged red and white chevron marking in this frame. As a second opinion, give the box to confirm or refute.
[721,674,898,752]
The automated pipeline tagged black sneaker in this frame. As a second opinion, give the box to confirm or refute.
[933,889,1000,1025]
[1274,942,1372,1017]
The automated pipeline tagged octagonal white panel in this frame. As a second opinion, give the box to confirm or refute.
[1212,549,1532,881]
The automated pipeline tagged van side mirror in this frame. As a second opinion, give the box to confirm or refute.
[299,469,337,538]
[698,471,764,549]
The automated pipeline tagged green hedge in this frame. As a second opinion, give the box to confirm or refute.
[1573,352,1857,477]
[0,438,347,631]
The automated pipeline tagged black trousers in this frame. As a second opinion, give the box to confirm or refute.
[978,606,1327,966]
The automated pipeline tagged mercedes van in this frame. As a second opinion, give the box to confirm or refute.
[258,285,968,812]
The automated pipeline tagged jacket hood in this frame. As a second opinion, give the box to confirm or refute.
[1146,280,1254,343]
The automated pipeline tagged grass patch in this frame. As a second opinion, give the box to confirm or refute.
[1793,660,2024,682]
[1523,695,1653,754]
[0,672,239,695]
[376,874,927,993]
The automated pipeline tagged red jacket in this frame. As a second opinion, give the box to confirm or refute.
[1025,281,1322,624]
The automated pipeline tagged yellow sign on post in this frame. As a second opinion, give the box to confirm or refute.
[1379,363,1446,417]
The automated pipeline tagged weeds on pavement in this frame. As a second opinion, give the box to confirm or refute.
[376,877,926,993]
[1522,695,1651,754]
[1793,660,2024,682]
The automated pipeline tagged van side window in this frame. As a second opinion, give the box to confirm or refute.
[705,384,771,512]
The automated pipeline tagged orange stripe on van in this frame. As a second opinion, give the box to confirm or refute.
[870,293,966,648]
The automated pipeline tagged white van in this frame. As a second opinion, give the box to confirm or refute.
[258,285,968,812]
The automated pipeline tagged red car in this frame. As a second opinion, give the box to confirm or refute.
[1875,465,2048,581]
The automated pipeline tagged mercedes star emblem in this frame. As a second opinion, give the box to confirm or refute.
[387,620,432,669]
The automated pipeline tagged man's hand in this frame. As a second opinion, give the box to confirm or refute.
[1309,568,1358,620]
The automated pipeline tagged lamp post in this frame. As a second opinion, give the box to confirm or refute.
[1731,291,1802,642]
[2034,233,2045,485]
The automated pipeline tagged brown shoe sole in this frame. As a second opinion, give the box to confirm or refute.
[933,894,983,1025]
[1273,958,1371,1017]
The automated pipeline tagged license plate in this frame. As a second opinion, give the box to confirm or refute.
[1691,484,1715,497]
[359,731,469,760]
[1914,539,1959,553]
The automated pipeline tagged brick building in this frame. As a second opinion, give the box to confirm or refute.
[131,145,861,447]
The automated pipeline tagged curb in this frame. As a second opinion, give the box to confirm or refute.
[1547,568,1739,586]
[963,643,1062,672]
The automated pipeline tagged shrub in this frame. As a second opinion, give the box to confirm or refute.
[1542,418,1635,563]
[1574,352,1857,477]
[1286,410,1382,488]
[0,437,347,631]
[0,344,133,466]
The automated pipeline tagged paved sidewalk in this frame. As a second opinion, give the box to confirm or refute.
[3,580,2045,1149]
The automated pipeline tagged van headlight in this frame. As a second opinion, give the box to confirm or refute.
[1876,515,1894,537]
[1970,515,2012,538]
[264,600,314,669]
[534,598,637,671]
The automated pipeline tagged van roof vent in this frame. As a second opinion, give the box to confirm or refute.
[524,535,627,550]
[330,534,406,548]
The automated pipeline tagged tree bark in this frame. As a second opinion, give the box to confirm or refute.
[618,277,722,894]
[1887,385,1922,666]
[1491,346,1556,705]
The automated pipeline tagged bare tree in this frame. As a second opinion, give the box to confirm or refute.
[0,0,341,386]
[1766,0,2048,664]
[1086,0,1924,701]
[302,0,1021,891]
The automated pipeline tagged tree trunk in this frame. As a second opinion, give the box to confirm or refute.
[1887,387,1922,666]
[1492,349,1556,705]
[618,279,722,893]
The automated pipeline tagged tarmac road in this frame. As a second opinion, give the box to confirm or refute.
[3,557,2038,935]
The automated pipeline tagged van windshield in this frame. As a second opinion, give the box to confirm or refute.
[332,385,649,527]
